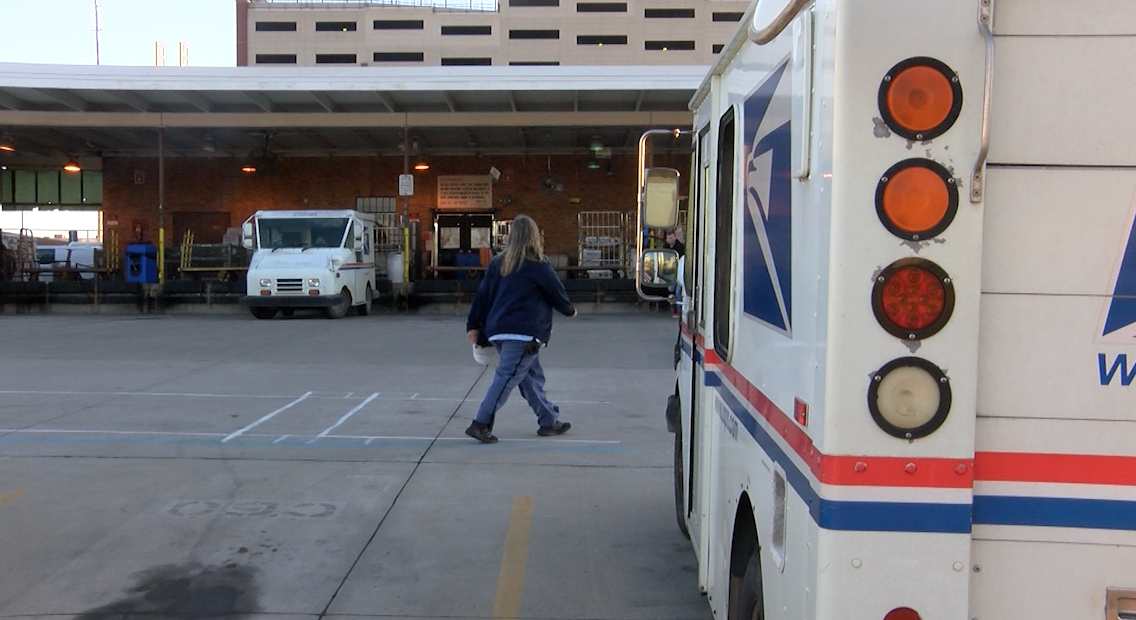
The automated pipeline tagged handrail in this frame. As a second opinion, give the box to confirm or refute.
[971,0,994,203]
[749,0,812,45]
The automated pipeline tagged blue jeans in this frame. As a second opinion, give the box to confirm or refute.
[475,340,561,429]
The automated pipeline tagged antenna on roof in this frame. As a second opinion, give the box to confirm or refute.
[92,0,102,65]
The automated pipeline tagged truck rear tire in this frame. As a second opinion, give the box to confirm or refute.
[326,288,351,319]
[729,553,764,620]
[358,284,373,316]
[250,307,277,320]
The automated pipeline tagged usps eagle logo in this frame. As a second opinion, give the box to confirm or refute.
[1101,202,1136,342]
[742,59,793,334]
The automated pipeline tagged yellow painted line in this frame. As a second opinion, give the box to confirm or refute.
[0,490,27,507]
[492,495,534,619]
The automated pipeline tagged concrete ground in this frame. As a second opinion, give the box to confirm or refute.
[0,311,709,620]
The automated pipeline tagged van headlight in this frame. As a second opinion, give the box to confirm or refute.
[307,278,321,288]
[258,278,272,288]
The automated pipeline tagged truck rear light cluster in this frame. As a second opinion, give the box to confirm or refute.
[868,56,963,440]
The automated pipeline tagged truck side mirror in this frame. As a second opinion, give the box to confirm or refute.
[643,167,680,230]
[640,248,680,287]
[241,222,254,249]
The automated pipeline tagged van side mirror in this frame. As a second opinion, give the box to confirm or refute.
[643,167,680,230]
[241,222,254,249]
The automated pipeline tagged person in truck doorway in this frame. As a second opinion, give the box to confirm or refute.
[465,214,577,444]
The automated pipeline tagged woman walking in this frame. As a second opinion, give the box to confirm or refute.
[465,214,577,444]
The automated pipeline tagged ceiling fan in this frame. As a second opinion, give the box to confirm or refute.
[539,156,565,197]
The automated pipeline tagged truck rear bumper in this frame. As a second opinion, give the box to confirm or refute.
[240,294,345,308]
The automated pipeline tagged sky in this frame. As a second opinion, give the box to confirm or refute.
[0,0,236,67]
[0,1,236,236]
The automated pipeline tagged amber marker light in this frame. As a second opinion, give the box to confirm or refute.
[876,158,958,241]
[878,57,962,141]
[872,257,954,341]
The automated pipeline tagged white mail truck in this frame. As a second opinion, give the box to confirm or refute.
[240,209,375,319]
[638,1,1136,619]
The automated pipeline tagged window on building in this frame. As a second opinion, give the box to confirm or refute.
[577,34,627,45]
[712,44,724,54]
[510,61,560,65]
[374,20,425,30]
[316,21,357,32]
[644,8,695,18]
[255,21,297,32]
[256,54,298,64]
[576,2,627,11]
[645,40,695,51]
[0,169,102,209]
[316,54,357,64]
[509,29,559,39]
[510,0,559,6]
[441,57,492,65]
[373,52,425,62]
[712,11,744,21]
[441,25,492,35]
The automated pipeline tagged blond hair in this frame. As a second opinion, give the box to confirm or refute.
[500,214,545,276]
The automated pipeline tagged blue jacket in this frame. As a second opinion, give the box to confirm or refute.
[467,256,576,344]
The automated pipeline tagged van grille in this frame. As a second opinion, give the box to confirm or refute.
[277,278,303,293]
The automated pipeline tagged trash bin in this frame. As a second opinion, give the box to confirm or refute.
[386,252,404,284]
[454,251,479,280]
[125,243,158,283]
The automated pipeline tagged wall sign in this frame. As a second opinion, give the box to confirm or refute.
[437,175,492,211]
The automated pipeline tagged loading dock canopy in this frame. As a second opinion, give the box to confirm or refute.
[0,63,702,159]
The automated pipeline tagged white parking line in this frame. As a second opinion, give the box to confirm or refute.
[0,428,621,446]
[222,391,313,443]
[310,392,380,443]
[0,389,609,405]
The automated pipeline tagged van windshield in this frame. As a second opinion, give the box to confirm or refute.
[257,218,349,249]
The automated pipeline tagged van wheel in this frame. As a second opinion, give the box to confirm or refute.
[358,284,373,316]
[674,425,690,540]
[729,553,764,620]
[250,307,277,320]
[326,288,351,319]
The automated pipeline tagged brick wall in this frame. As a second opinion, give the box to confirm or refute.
[103,151,688,265]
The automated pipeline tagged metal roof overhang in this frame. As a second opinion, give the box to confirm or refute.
[0,63,701,161]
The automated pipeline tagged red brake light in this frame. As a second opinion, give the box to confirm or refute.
[884,608,923,620]
[872,258,955,341]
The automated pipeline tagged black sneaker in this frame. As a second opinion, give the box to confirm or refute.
[537,421,571,437]
[465,422,498,444]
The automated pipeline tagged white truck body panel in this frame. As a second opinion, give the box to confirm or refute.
[665,1,1136,619]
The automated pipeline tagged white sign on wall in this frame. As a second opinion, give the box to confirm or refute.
[398,174,414,196]
[437,175,492,210]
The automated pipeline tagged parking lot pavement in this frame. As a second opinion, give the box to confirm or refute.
[0,312,710,620]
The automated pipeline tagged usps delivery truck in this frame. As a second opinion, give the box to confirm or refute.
[240,209,375,319]
[637,1,1136,619]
